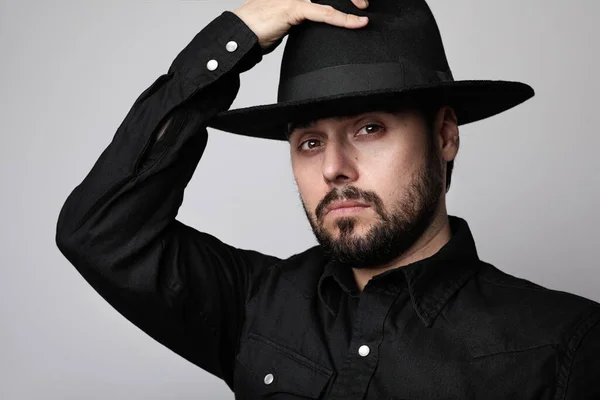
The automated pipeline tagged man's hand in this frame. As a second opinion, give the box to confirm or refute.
[234,0,369,52]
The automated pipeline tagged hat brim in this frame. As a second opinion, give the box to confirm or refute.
[208,80,534,141]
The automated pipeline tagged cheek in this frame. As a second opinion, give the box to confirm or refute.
[359,148,419,204]
[293,167,324,211]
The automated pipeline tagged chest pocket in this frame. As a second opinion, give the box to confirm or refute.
[234,332,334,399]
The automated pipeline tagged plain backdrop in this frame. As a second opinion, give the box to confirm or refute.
[1,0,599,399]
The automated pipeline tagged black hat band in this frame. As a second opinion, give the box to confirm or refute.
[278,61,454,102]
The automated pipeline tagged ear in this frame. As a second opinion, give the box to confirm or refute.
[435,106,460,162]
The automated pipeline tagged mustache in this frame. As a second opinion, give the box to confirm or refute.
[315,186,387,222]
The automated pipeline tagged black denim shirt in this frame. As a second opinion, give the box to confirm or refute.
[55,11,600,399]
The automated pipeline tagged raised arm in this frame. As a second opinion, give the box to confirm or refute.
[55,11,279,386]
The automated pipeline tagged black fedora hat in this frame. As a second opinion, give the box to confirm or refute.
[208,0,534,140]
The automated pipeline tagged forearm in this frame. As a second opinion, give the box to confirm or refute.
[55,11,261,275]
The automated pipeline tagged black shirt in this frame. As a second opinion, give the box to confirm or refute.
[55,11,600,399]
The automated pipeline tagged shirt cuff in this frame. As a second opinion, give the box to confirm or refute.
[169,11,263,87]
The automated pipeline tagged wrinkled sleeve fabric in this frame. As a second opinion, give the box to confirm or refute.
[559,310,600,399]
[55,11,279,389]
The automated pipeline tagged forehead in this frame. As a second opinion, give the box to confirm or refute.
[288,114,359,132]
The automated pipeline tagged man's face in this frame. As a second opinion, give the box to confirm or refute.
[289,108,446,269]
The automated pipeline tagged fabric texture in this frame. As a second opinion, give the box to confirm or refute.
[55,11,600,399]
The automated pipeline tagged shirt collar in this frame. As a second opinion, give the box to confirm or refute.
[317,215,481,327]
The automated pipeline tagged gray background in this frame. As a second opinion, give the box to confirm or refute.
[1,0,598,399]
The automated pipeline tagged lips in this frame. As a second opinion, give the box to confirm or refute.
[325,200,370,216]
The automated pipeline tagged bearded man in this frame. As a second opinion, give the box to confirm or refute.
[56,0,600,398]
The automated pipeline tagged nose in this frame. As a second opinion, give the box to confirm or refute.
[321,139,358,185]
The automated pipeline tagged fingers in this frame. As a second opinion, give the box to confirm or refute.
[298,2,368,29]
[350,0,369,10]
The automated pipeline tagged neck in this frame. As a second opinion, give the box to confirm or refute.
[352,207,452,291]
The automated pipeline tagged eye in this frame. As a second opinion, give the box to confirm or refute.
[357,123,384,136]
[298,138,323,152]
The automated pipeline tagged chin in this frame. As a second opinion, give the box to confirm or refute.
[329,218,373,237]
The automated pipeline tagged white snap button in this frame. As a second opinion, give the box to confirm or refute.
[206,59,218,71]
[226,41,238,52]
[358,345,370,357]
[264,373,274,385]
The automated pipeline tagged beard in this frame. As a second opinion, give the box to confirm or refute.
[301,140,445,270]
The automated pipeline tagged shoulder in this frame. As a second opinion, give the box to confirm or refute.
[475,261,600,313]
[448,260,600,358]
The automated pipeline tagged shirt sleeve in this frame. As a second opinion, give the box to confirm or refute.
[560,310,600,399]
[55,11,280,389]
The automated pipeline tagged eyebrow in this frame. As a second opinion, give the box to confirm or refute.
[286,120,316,141]
[289,120,314,131]
[287,114,370,140]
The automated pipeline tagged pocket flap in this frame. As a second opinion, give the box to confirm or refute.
[236,333,333,398]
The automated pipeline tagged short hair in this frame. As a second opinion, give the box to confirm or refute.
[286,99,455,192]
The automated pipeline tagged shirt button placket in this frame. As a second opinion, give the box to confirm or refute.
[328,287,400,399]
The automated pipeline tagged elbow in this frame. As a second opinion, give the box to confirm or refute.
[55,210,85,264]
[55,199,93,265]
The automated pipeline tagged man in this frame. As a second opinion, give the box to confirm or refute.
[55,0,600,398]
